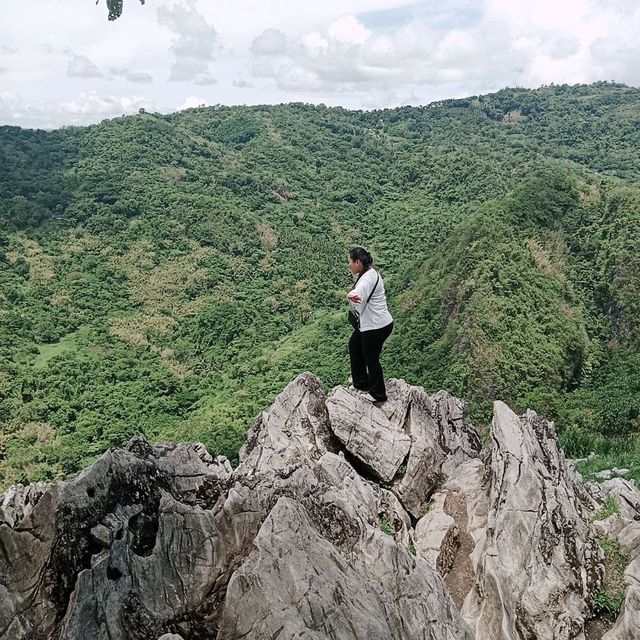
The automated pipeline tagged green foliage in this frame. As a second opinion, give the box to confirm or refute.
[594,538,628,617]
[1,196,50,230]
[421,499,433,516]
[506,169,580,229]
[592,496,620,521]
[379,519,394,535]
[386,195,590,421]
[593,589,625,617]
[1,83,640,489]
[575,451,640,486]
[479,427,492,448]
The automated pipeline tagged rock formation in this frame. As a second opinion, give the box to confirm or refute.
[462,402,603,639]
[591,478,640,640]
[0,372,637,639]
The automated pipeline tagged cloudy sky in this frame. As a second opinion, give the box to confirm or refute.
[1,0,639,129]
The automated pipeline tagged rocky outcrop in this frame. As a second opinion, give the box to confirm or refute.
[325,386,412,483]
[592,479,640,640]
[0,373,637,639]
[462,402,604,639]
[326,380,481,517]
[217,494,466,639]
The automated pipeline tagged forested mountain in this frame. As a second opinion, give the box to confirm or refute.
[0,81,639,488]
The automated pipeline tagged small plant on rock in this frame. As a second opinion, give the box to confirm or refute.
[593,538,628,617]
[379,519,393,535]
[421,499,433,516]
[592,496,620,521]
[593,589,625,617]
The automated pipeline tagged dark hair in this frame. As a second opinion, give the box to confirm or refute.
[349,247,373,270]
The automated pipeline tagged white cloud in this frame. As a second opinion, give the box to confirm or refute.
[299,32,330,57]
[109,67,154,84]
[0,90,158,130]
[484,0,602,36]
[250,28,288,55]
[328,14,371,45]
[1,0,639,127]
[588,5,640,85]
[251,61,277,79]
[176,95,209,110]
[546,38,581,59]
[194,75,218,86]
[273,64,325,92]
[52,47,154,84]
[241,0,640,100]
[62,92,155,118]
[66,51,103,78]
[156,0,219,84]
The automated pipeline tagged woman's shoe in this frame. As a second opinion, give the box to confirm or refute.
[362,392,386,403]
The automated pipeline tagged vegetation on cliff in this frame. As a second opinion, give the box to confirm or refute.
[1,82,639,487]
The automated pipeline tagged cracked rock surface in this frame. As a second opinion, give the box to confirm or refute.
[463,402,604,639]
[1,373,637,639]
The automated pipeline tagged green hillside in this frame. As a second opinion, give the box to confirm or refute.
[1,82,639,488]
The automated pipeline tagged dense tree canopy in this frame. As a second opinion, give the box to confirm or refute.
[0,82,639,488]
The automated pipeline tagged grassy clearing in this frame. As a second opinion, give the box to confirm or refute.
[32,328,87,369]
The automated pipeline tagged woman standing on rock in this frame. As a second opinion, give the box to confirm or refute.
[346,247,394,403]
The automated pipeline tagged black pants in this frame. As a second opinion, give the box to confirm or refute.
[349,322,394,401]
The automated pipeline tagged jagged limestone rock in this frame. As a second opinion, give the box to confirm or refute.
[325,386,411,483]
[385,382,481,519]
[601,555,640,640]
[0,481,51,527]
[237,371,336,477]
[0,436,250,640]
[602,556,640,640]
[217,495,472,640]
[5,374,637,640]
[442,458,489,572]
[0,478,66,638]
[462,401,604,640]
[429,389,484,477]
[0,373,471,640]
[414,492,458,574]
[326,380,481,517]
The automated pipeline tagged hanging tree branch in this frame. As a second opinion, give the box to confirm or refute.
[96,0,146,22]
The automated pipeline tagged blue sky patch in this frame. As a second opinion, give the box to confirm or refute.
[358,0,483,33]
